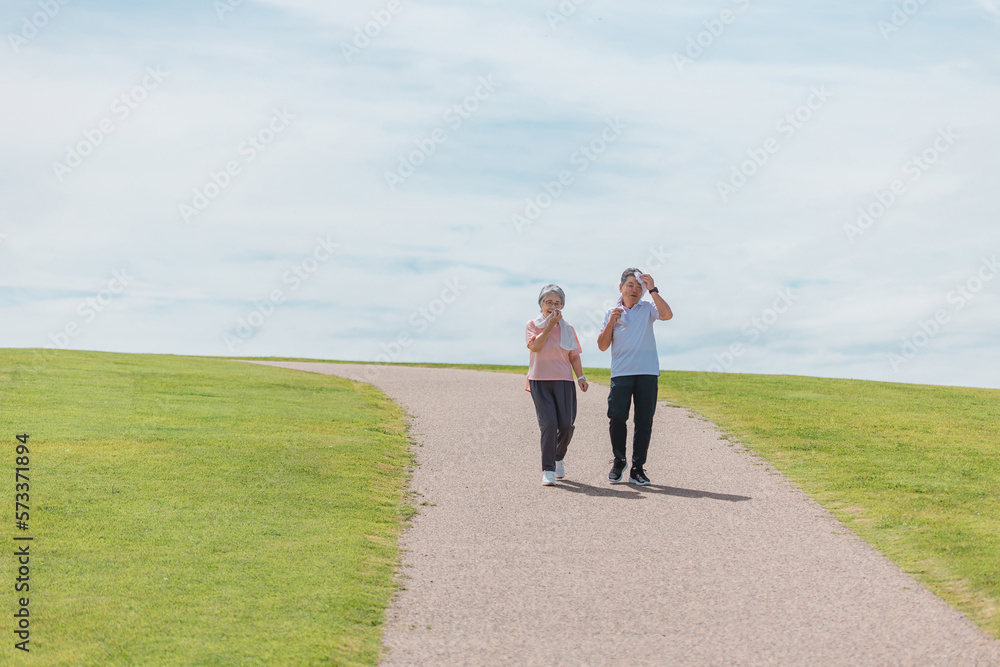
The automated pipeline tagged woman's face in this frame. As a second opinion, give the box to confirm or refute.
[540,294,563,317]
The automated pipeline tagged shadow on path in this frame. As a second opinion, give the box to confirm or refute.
[555,479,644,499]
[557,479,751,503]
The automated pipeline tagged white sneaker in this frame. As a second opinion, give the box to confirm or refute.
[542,470,555,486]
[554,460,565,479]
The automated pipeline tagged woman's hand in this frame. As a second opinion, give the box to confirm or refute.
[545,309,563,329]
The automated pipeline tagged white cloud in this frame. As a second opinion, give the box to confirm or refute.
[975,0,1000,17]
[1,1,999,387]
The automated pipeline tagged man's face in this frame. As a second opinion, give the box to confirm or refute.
[620,276,642,306]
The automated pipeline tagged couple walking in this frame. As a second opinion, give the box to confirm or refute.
[525,268,673,486]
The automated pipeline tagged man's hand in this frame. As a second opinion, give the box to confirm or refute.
[645,277,673,321]
[597,308,620,351]
[578,377,589,392]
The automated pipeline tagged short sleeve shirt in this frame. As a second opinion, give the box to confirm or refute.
[525,320,582,382]
[601,300,660,377]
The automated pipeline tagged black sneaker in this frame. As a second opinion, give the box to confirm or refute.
[629,467,651,486]
[608,458,627,482]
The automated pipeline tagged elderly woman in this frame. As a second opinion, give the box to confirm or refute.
[526,284,589,486]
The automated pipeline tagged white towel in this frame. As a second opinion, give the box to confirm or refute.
[533,311,577,350]
[614,272,648,326]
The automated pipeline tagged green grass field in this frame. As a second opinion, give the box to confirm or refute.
[648,370,999,639]
[4,350,999,661]
[0,349,413,665]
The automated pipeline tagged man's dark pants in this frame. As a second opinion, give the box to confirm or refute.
[607,374,658,467]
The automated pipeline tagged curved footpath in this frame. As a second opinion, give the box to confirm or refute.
[247,362,1000,666]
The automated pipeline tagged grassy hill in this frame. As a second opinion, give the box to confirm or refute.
[0,349,412,665]
[3,350,998,662]
[645,369,1000,640]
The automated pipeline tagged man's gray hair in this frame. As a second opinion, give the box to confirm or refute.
[537,284,565,307]
[620,268,642,286]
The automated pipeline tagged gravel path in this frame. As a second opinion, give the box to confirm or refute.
[246,361,1000,666]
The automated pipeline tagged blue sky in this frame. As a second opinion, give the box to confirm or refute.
[2,0,999,388]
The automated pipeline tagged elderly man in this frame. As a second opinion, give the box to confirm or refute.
[597,268,673,485]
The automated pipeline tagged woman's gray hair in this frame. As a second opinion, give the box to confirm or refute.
[537,284,565,307]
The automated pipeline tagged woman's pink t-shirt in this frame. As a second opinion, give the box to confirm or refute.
[525,320,582,385]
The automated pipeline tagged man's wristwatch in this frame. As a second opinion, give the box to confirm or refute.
[649,287,659,294]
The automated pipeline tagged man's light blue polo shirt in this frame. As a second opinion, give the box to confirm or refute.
[602,299,661,378]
